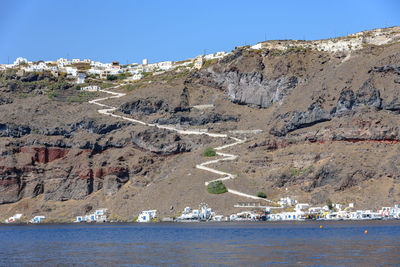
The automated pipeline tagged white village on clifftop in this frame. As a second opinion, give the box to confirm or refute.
[0,51,228,88]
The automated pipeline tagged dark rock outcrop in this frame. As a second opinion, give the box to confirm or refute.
[272,81,384,136]
[130,128,192,155]
[0,123,31,138]
[153,112,239,126]
[0,97,12,105]
[120,98,169,116]
[372,65,400,75]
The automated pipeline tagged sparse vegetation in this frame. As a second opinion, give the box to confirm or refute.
[203,147,216,157]
[289,166,313,176]
[67,91,96,103]
[202,58,218,69]
[108,213,126,222]
[47,89,59,99]
[101,82,114,89]
[142,72,154,78]
[287,46,307,53]
[206,181,228,194]
[18,92,35,98]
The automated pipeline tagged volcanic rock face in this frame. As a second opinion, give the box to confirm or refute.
[195,49,299,108]
[2,28,400,220]
[120,86,191,116]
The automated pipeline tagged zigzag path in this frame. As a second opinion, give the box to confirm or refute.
[89,84,273,203]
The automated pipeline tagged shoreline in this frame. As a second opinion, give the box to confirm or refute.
[1,219,400,227]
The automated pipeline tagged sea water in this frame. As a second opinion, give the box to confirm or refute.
[0,221,399,266]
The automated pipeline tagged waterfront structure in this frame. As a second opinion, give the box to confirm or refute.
[74,209,108,223]
[137,210,157,222]
[5,213,23,223]
[30,216,45,223]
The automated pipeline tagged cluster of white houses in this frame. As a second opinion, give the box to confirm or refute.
[0,51,229,85]
[4,213,45,224]
[4,201,400,223]
[74,209,108,223]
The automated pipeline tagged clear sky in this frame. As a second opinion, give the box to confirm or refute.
[0,0,399,64]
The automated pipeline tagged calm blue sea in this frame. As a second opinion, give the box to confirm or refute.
[0,221,399,266]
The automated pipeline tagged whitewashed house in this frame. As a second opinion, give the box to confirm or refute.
[76,209,108,223]
[278,197,297,207]
[76,73,86,84]
[137,210,157,223]
[88,68,102,75]
[157,61,173,71]
[81,85,100,92]
[75,216,84,222]
[30,215,45,223]
[131,73,144,81]
[204,51,227,60]
[194,56,204,69]
[65,67,78,77]
[295,203,310,212]
[14,57,28,65]
[5,213,23,223]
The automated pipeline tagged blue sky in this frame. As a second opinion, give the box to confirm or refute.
[0,0,399,64]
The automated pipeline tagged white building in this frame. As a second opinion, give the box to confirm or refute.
[137,210,157,222]
[76,73,86,84]
[131,73,144,81]
[81,85,100,91]
[75,209,108,223]
[251,43,262,50]
[278,197,297,207]
[87,68,102,75]
[72,59,81,63]
[157,61,173,71]
[295,203,310,212]
[14,57,28,65]
[194,56,203,69]
[142,58,148,65]
[5,213,23,223]
[64,67,78,77]
[30,216,45,223]
[204,51,227,60]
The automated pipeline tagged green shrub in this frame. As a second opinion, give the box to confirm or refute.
[48,90,59,99]
[106,74,118,81]
[257,191,267,198]
[203,147,216,157]
[326,198,333,210]
[206,181,227,194]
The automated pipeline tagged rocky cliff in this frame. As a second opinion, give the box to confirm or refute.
[1,27,400,221]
